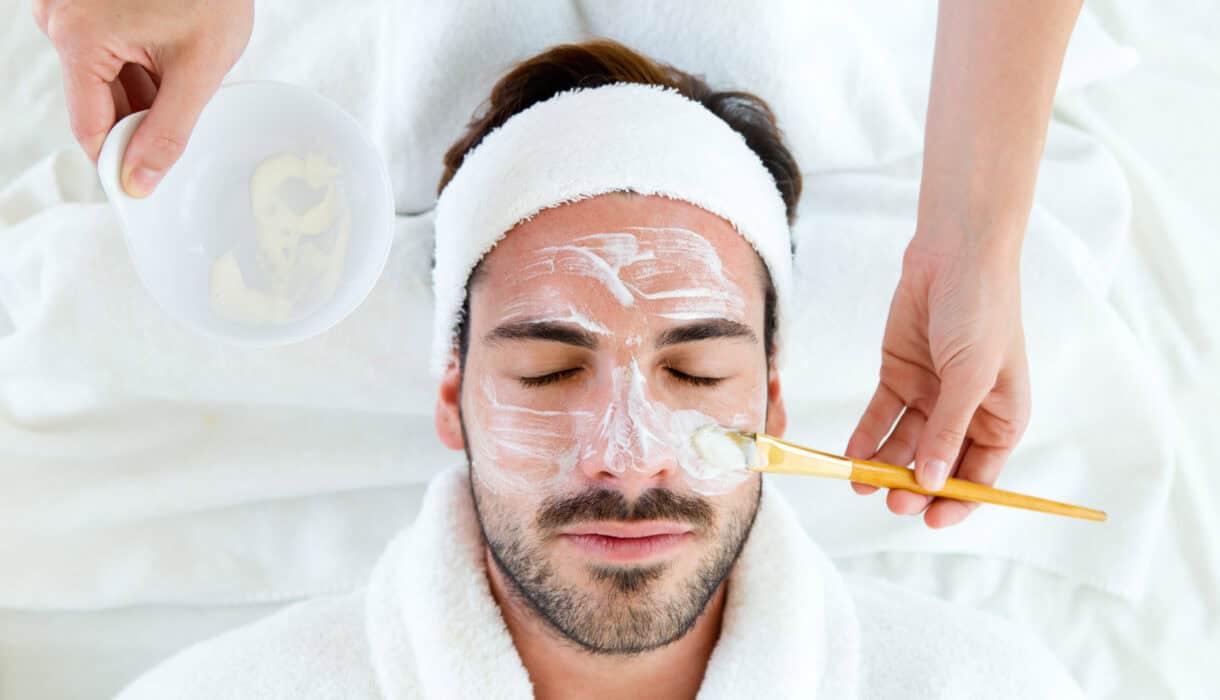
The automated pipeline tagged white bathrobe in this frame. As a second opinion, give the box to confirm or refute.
[114,468,1083,699]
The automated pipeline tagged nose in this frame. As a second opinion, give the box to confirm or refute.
[577,362,680,493]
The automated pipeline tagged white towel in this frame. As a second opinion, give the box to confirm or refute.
[0,0,1165,612]
[114,468,1083,699]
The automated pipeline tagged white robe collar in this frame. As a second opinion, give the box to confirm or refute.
[364,468,861,698]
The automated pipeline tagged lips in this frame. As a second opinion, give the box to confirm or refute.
[559,521,694,562]
[562,521,693,539]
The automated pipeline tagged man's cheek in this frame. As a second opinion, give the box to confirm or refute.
[465,377,595,494]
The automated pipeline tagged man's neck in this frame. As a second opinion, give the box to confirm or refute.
[484,550,726,700]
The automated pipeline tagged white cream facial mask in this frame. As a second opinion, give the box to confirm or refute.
[210,152,350,324]
[690,425,759,475]
[464,226,765,496]
[521,227,745,321]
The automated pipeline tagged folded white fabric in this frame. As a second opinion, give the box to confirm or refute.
[0,0,1167,612]
[430,82,794,376]
[0,0,1138,207]
[114,467,1083,699]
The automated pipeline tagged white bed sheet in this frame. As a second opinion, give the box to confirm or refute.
[1,1,1217,699]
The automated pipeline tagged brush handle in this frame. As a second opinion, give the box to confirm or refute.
[848,459,1107,522]
[748,433,1106,522]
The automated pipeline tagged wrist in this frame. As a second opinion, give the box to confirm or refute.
[910,208,1026,268]
[905,225,1023,278]
[913,166,1035,267]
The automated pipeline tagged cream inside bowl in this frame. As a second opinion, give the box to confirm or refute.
[96,81,394,346]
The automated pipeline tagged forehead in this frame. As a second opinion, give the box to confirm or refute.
[473,192,763,303]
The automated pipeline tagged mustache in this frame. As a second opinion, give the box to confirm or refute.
[537,487,715,532]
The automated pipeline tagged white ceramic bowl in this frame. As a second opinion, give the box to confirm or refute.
[96,81,394,346]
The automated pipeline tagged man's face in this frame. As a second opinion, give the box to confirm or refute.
[438,192,785,654]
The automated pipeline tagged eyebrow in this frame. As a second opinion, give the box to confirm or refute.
[485,321,599,349]
[483,317,758,351]
[655,319,757,348]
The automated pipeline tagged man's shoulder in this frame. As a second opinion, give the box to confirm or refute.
[845,572,1084,699]
[115,588,380,700]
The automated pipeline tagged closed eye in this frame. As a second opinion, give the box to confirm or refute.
[519,367,724,388]
[666,368,724,387]
[518,368,581,388]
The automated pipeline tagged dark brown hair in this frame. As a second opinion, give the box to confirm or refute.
[443,39,801,367]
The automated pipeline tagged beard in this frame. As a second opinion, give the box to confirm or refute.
[470,475,762,655]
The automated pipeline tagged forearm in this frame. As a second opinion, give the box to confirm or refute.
[916,0,1083,262]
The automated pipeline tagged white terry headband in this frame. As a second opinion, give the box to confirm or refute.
[431,82,794,377]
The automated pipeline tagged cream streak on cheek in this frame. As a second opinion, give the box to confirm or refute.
[467,378,595,494]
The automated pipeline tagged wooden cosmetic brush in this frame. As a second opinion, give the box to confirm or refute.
[692,427,1107,522]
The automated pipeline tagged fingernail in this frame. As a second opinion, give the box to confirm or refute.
[123,166,162,198]
[923,459,949,491]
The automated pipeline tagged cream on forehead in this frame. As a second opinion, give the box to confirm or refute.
[497,288,611,335]
[508,226,745,322]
